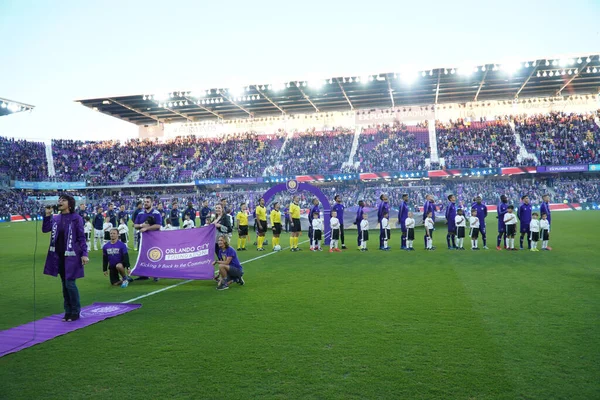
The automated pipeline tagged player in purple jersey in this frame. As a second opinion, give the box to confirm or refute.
[133,196,162,281]
[102,229,132,287]
[332,194,346,249]
[354,200,365,249]
[397,194,409,249]
[445,194,457,250]
[517,195,533,250]
[471,196,489,249]
[496,195,509,250]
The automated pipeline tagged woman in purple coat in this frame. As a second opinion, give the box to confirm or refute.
[42,194,89,322]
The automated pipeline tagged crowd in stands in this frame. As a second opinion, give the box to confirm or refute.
[0,137,48,181]
[277,129,354,176]
[0,190,41,219]
[437,120,524,169]
[515,112,599,165]
[351,124,430,172]
[552,177,600,203]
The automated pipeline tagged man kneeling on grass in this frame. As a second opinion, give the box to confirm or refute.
[103,228,133,288]
[214,235,245,291]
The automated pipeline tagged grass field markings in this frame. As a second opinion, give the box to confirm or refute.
[122,239,310,304]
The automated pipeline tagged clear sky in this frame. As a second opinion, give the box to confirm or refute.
[1,0,599,141]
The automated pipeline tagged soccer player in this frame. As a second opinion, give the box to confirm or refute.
[540,213,550,251]
[504,205,518,250]
[92,206,104,251]
[422,194,435,249]
[42,194,89,322]
[236,203,249,251]
[131,200,143,250]
[540,194,552,250]
[102,215,113,245]
[471,196,488,249]
[332,195,347,249]
[157,203,167,228]
[170,201,180,229]
[529,212,541,251]
[183,202,197,227]
[517,195,532,250]
[102,228,132,288]
[397,193,409,249]
[360,212,369,251]
[270,202,282,251]
[118,204,128,226]
[377,194,390,250]
[425,211,435,250]
[469,209,480,250]
[214,235,245,291]
[255,198,267,251]
[355,200,365,250]
[445,194,457,250]
[200,200,211,226]
[107,203,118,227]
[329,210,341,252]
[381,211,391,251]
[117,218,129,245]
[311,211,323,251]
[133,196,163,281]
[289,195,301,251]
[78,203,88,219]
[455,208,466,250]
[182,214,194,229]
[308,198,320,250]
[84,216,93,252]
[497,195,509,250]
[405,211,416,251]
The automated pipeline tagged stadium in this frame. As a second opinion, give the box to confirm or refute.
[1,3,600,399]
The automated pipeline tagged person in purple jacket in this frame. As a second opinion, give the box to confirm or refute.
[422,194,436,248]
[471,196,489,249]
[517,195,533,250]
[332,194,347,249]
[42,194,89,322]
[397,194,409,249]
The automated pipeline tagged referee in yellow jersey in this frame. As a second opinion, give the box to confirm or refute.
[236,203,249,251]
[289,195,301,251]
[270,202,282,251]
[255,198,268,251]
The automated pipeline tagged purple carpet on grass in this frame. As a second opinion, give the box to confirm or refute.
[0,302,141,358]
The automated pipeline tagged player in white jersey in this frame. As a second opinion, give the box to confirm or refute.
[381,211,391,251]
[469,209,480,250]
[529,212,541,251]
[454,208,466,250]
[117,218,129,246]
[360,213,369,251]
[329,210,341,253]
[182,214,194,229]
[503,205,518,250]
[539,213,550,250]
[84,216,93,251]
[312,212,324,251]
[424,211,435,250]
[404,212,416,251]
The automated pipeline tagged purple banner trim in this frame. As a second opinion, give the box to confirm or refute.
[0,303,141,358]
[537,164,588,173]
[133,225,216,279]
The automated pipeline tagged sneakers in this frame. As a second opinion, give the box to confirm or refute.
[257,248,265,251]
[62,313,70,322]
[382,247,391,251]
[67,313,80,322]
[341,245,347,249]
[309,247,314,251]
[546,246,552,251]
[483,246,489,250]
[216,283,229,290]
[153,277,159,282]
[329,248,334,253]
[126,276,133,282]
[237,248,241,251]
[318,247,323,251]
[334,248,342,252]
[237,277,245,286]
[121,279,129,288]
[496,246,502,250]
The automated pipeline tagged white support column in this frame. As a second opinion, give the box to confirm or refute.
[427,120,439,163]
[45,140,56,177]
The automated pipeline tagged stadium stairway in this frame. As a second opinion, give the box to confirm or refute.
[509,121,539,165]
[45,140,56,177]
[595,116,600,129]
[346,127,362,164]
[427,120,439,164]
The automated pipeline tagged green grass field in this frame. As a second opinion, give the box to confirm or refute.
[1,212,599,399]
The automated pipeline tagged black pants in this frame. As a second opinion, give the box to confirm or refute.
[339,224,345,246]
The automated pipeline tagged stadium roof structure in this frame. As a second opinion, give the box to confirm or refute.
[0,97,34,117]
[77,54,600,126]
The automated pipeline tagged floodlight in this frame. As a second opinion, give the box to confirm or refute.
[577,57,583,64]
[586,56,591,62]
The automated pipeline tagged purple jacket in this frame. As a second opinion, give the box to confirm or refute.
[42,213,88,280]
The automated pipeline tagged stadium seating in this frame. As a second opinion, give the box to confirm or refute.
[514,112,599,165]
[0,137,48,181]
[352,124,430,172]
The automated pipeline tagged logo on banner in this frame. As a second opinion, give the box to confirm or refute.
[82,305,125,316]
[286,180,298,193]
[147,247,164,262]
